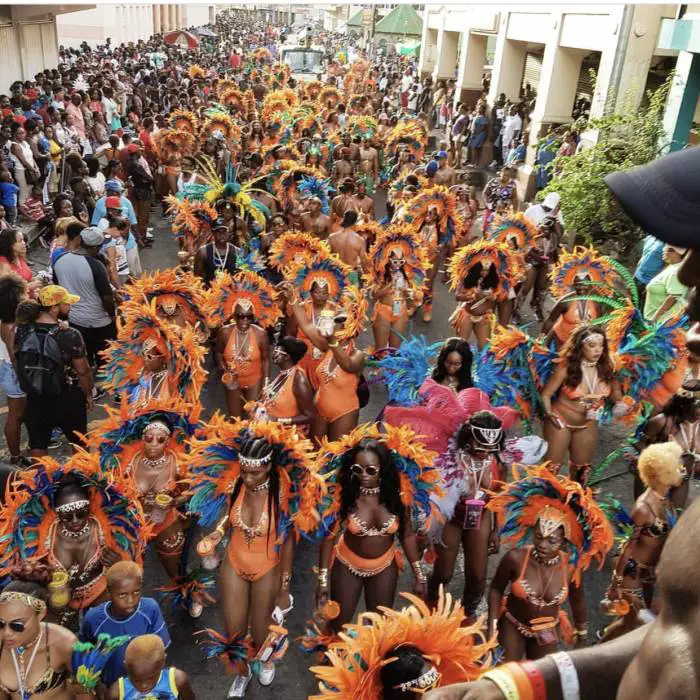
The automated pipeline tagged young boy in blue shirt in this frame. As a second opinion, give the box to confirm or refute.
[80,561,170,689]
[0,170,19,225]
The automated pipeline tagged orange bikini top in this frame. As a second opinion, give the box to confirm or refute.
[265,367,301,419]
[510,546,568,608]
[224,327,261,367]
[347,512,399,537]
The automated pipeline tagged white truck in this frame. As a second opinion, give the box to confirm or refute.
[280,42,325,82]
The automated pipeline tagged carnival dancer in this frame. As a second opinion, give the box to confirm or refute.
[628,376,699,507]
[205,270,280,418]
[285,285,367,442]
[541,246,626,350]
[248,336,314,430]
[0,581,96,699]
[403,186,463,322]
[308,423,441,638]
[309,588,494,699]
[283,254,352,389]
[541,325,624,483]
[365,225,429,350]
[448,240,522,350]
[188,417,322,698]
[600,442,684,641]
[0,451,145,619]
[384,383,519,618]
[100,299,207,407]
[486,213,540,325]
[88,399,204,618]
[486,464,612,660]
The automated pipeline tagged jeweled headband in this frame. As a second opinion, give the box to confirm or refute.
[55,499,90,514]
[144,420,172,437]
[0,591,47,615]
[393,665,441,692]
[239,452,273,469]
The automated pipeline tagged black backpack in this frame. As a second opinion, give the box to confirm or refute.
[15,325,66,398]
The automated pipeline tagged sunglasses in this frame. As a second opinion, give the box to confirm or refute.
[58,508,89,522]
[334,316,348,325]
[235,313,254,321]
[350,463,379,477]
[0,620,27,633]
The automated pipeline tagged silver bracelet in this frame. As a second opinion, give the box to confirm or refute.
[551,651,580,700]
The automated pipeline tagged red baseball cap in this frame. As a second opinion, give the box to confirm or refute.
[126,143,140,153]
[105,196,122,209]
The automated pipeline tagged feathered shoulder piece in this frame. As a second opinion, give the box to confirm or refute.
[487,464,613,584]
[261,96,289,129]
[310,588,494,699]
[0,450,147,586]
[367,334,443,406]
[404,185,464,246]
[164,196,216,253]
[448,239,524,301]
[302,81,323,102]
[152,129,196,162]
[267,88,298,110]
[285,255,352,304]
[100,299,207,404]
[549,246,626,299]
[268,230,331,272]
[487,212,539,250]
[203,269,281,329]
[169,109,199,134]
[185,414,323,542]
[252,47,273,64]
[121,268,209,330]
[365,224,430,292]
[317,87,341,110]
[86,398,202,475]
[314,423,442,539]
[474,325,541,421]
[336,284,368,341]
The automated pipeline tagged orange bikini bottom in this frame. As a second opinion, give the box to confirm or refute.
[449,304,493,337]
[314,385,359,424]
[226,530,279,582]
[228,361,263,391]
[331,534,403,578]
[372,301,405,325]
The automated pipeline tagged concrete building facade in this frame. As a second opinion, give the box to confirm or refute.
[419,4,683,198]
[0,4,94,86]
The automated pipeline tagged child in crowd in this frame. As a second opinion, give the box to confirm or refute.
[19,184,45,223]
[0,170,19,225]
[80,561,170,691]
[107,635,195,700]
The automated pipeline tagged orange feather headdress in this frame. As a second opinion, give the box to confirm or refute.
[487,463,614,585]
[203,270,281,329]
[152,129,196,163]
[365,224,430,293]
[267,230,331,272]
[310,588,494,699]
[164,196,217,253]
[169,109,199,134]
[285,255,353,304]
[549,246,625,299]
[487,212,540,250]
[447,239,525,302]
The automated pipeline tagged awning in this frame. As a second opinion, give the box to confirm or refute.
[163,30,200,49]
[398,42,421,56]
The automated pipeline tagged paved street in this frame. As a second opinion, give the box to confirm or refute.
[5,199,675,699]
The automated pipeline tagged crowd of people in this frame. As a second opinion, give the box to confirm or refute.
[0,8,697,700]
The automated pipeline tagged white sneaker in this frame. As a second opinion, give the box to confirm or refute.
[227,669,252,698]
[257,662,275,687]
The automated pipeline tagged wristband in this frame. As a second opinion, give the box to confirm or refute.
[550,652,580,700]
[481,670,520,700]
[520,661,547,700]
[501,663,534,700]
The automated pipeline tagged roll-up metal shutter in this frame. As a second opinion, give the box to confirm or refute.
[0,24,22,88]
[521,52,543,94]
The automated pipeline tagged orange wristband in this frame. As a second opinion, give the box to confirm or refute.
[520,661,547,700]
[501,662,535,700]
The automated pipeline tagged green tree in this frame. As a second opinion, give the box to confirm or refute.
[541,76,672,258]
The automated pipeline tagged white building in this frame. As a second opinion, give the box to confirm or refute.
[56,4,217,49]
[420,4,681,197]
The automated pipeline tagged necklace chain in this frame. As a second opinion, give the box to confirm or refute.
[532,548,561,567]
[359,486,380,496]
[60,521,91,540]
[142,454,168,470]
[250,479,270,493]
